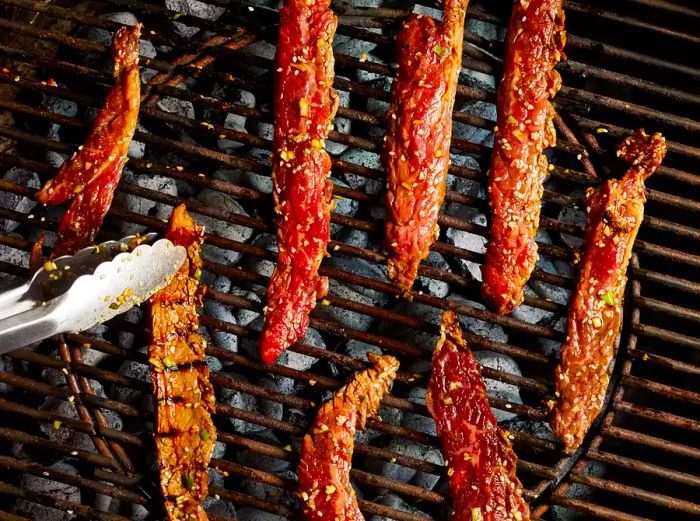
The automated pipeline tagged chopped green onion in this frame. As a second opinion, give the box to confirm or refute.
[182,474,194,489]
[173,11,187,19]
[600,291,615,306]
[162,357,174,369]
[432,43,449,57]
[507,114,517,126]
[194,267,202,280]
[53,420,62,430]
[109,302,119,310]
[199,430,210,441]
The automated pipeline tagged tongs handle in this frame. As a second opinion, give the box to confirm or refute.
[0,298,63,354]
[0,281,31,319]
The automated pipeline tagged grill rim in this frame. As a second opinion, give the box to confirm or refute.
[0,0,696,519]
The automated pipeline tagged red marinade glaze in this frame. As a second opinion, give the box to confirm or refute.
[297,353,399,521]
[259,0,339,365]
[35,24,141,257]
[481,0,565,315]
[551,130,666,450]
[383,0,469,294]
[427,311,530,521]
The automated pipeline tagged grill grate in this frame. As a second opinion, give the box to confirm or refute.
[0,0,697,520]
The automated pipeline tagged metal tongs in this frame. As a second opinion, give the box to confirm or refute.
[0,233,187,354]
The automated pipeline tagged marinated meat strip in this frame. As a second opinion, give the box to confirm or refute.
[298,353,399,521]
[259,0,339,365]
[383,0,469,294]
[35,23,141,257]
[551,130,666,450]
[150,204,216,520]
[29,232,45,273]
[30,27,142,472]
[427,311,530,521]
[481,0,565,315]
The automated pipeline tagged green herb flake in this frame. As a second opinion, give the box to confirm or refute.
[173,11,187,20]
[600,291,615,306]
[53,420,62,430]
[194,267,202,280]
[199,430,210,441]
[163,357,174,369]
[182,474,194,489]
[109,302,119,310]
[432,43,449,58]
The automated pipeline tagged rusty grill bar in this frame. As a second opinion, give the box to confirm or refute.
[0,0,697,520]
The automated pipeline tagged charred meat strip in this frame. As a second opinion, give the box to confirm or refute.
[427,311,530,521]
[150,204,216,520]
[481,0,565,315]
[298,353,399,521]
[383,0,469,294]
[35,24,141,257]
[258,0,339,365]
[551,130,666,450]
